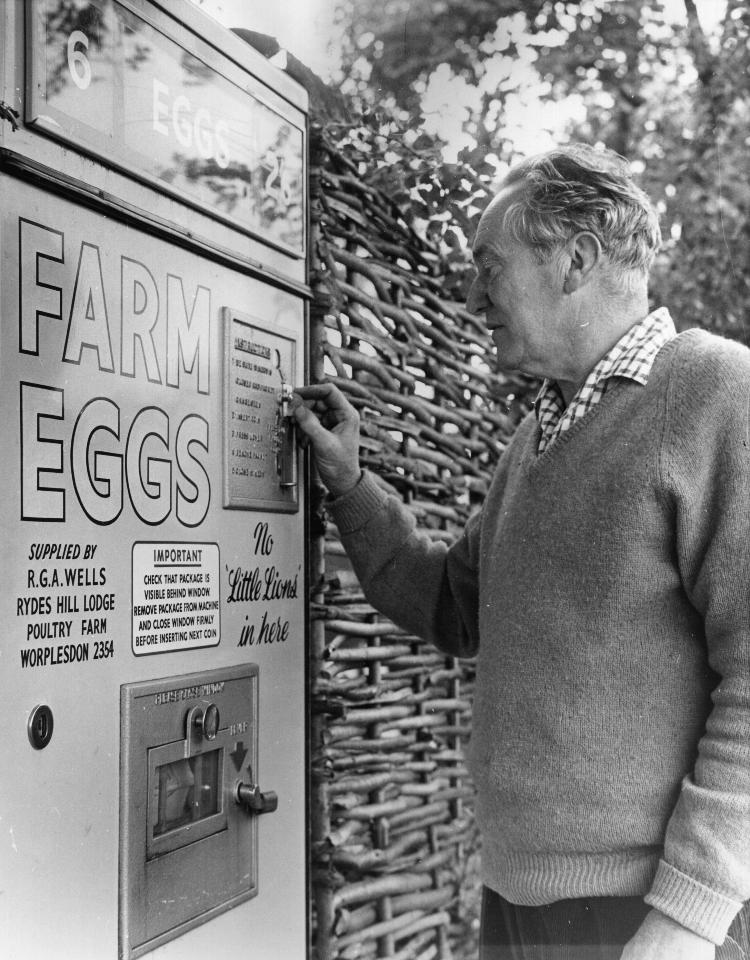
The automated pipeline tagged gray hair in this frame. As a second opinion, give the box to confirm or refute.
[502,144,661,274]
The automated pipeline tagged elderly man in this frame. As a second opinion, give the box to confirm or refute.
[292,145,750,959]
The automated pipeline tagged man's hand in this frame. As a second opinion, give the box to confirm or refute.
[291,383,362,497]
[621,909,715,959]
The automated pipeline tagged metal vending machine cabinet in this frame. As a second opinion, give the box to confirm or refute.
[0,3,309,957]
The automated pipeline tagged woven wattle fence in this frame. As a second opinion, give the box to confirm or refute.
[308,121,531,960]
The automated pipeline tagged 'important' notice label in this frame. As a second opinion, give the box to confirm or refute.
[132,542,220,655]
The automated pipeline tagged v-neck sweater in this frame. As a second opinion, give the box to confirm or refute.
[330,328,750,944]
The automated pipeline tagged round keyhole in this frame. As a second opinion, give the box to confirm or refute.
[28,704,54,750]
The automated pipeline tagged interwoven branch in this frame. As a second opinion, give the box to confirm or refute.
[309,120,533,960]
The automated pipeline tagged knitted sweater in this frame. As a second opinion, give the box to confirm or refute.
[329,328,750,944]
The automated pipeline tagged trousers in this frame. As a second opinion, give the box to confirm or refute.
[479,887,749,960]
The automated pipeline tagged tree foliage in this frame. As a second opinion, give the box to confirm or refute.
[328,0,750,343]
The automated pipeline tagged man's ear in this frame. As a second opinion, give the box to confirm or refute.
[563,232,602,293]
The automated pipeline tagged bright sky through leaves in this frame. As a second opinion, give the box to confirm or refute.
[193,0,727,160]
[194,0,725,79]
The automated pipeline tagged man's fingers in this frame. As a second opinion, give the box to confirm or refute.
[289,384,362,496]
[294,382,357,418]
[292,384,359,437]
[294,382,339,400]
[289,396,327,440]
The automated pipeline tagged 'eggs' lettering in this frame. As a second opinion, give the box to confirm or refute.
[21,387,210,527]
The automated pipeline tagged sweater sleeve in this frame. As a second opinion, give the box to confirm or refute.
[328,470,482,657]
[645,333,750,943]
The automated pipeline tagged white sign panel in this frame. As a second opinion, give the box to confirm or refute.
[131,541,220,654]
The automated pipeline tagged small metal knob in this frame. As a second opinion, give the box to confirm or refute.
[235,781,278,815]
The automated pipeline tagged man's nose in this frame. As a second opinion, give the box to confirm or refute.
[466,278,487,315]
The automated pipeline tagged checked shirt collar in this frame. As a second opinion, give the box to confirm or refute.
[534,307,676,454]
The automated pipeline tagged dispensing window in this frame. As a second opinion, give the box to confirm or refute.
[153,751,221,838]
[145,737,227,860]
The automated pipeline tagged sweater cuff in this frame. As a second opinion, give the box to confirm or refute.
[328,470,389,535]
[644,860,742,945]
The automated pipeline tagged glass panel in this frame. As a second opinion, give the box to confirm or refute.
[41,0,116,136]
[153,748,221,837]
[32,0,305,251]
[119,6,304,250]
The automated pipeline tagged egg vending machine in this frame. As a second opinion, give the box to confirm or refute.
[0,2,309,958]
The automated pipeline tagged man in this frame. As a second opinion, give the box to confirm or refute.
[292,145,750,959]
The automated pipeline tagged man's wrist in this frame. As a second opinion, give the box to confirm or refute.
[647,908,715,948]
[327,468,363,500]
[645,859,740,945]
